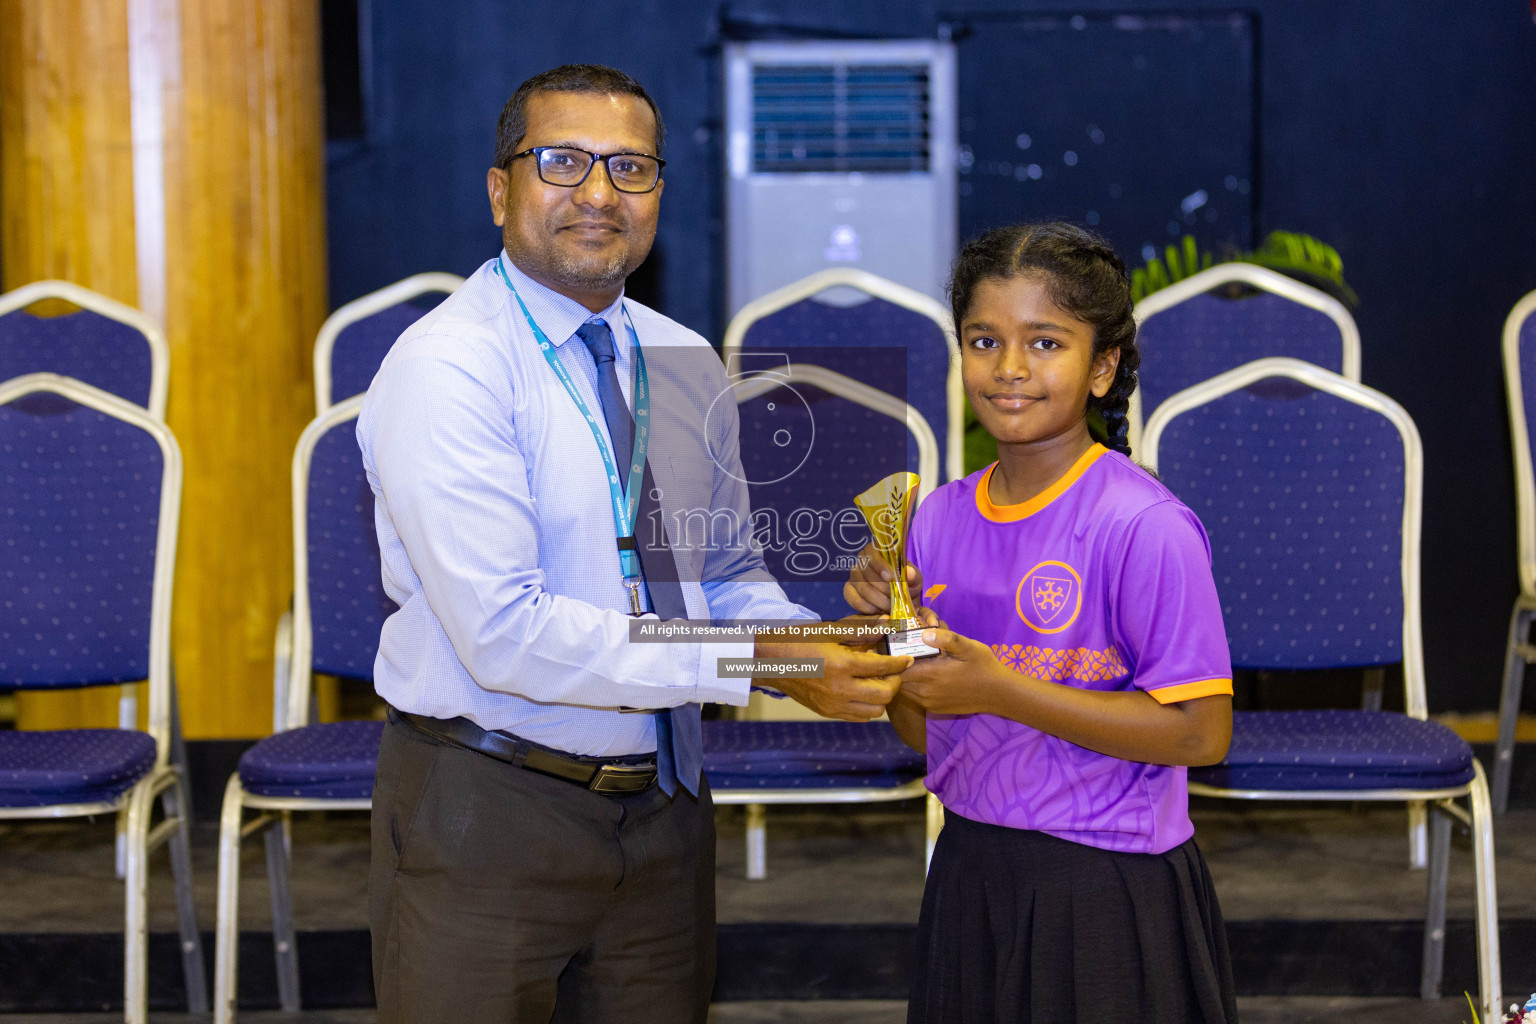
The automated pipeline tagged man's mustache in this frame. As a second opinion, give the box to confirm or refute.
[559,217,627,232]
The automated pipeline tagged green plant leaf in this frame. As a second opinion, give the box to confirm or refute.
[1126,230,1356,308]
[962,409,999,475]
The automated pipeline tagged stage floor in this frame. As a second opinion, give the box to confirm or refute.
[1,799,1530,1020]
[4,802,1533,932]
[0,997,1501,1022]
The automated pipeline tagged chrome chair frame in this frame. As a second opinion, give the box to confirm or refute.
[719,363,942,878]
[0,373,204,1023]
[0,281,173,787]
[214,396,374,1022]
[1144,357,1501,1022]
[1130,262,1361,452]
[312,272,464,415]
[721,267,964,483]
[0,280,170,420]
[1494,289,1536,814]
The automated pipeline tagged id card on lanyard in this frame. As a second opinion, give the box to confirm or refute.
[494,257,652,615]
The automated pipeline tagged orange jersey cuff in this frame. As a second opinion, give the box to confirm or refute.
[1148,678,1234,704]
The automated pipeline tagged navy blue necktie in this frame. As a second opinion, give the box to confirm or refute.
[575,319,702,796]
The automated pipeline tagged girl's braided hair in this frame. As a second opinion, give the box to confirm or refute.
[947,222,1140,456]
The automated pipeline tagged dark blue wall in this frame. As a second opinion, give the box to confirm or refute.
[327,0,1536,712]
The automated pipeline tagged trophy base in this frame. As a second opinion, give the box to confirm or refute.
[883,623,940,659]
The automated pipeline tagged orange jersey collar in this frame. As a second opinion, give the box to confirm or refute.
[975,443,1109,523]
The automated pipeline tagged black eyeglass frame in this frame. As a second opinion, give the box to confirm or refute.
[507,146,667,194]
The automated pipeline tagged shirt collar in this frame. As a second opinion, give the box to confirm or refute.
[497,251,626,349]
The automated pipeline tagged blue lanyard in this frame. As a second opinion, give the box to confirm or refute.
[494,258,651,604]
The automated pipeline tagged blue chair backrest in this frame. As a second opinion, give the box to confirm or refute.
[1138,290,1349,417]
[0,390,162,687]
[1152,374,1407,670]
[738,296,950,477]
[305,413,397,679]
[736,380,916,620]
[327,300,442,409]
[0,306,156,411]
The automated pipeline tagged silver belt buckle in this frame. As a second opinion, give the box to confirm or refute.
[588,763,655,793]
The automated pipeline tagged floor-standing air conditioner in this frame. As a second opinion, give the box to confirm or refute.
[725,40,957,314]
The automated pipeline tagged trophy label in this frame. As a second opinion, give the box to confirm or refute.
[885,625,940,660]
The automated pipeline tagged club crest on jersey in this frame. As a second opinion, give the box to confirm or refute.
[1015,560,1083,634]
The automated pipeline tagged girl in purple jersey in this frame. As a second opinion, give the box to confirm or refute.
[848,223,1237,1023]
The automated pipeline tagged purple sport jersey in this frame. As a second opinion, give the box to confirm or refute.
[909,444,1232,854]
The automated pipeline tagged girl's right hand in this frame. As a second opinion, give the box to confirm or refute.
[843,541,924,615]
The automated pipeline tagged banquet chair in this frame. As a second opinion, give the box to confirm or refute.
[1131,262,1360,451]
[313,272,463,414]
[0,279,168,419]
[0,373,205,1022]
[0,280,172,750]
[293,274,457,747]
[213,395,393,1022]
[1143,357,1501,1022]
[704,363,941,879]
[1495,288,1536,814]
[722,268,962,483]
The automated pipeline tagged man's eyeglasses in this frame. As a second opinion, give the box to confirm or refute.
[509,146,665,194]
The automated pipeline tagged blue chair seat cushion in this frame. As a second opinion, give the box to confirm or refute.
[0,728,157,808]
[238,720,384,799]
[1190,710,1475,792]
[703,720,924,790]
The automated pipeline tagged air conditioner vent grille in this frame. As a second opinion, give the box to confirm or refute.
[752,63,930,173]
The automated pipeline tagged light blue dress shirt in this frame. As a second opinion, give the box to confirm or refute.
[358,254,811,757]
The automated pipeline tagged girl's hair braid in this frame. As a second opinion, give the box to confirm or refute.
[947,222,1140,456]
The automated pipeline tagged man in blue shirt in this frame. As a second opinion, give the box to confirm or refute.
[359,64,909,1024]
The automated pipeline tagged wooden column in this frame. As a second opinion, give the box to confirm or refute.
[0,1,325,738]
[160,0,326,738]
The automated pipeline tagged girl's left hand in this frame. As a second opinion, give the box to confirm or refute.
[898,627,1005,716]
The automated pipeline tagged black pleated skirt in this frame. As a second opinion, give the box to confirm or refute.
[909,811,1238,1024]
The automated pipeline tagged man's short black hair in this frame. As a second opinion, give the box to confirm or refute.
[493,64,665,168]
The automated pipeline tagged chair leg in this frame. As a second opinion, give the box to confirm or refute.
[745,803,767,881]
[122,781,154,1024]
[115,805,129,881]
[265,811,302,1011]
[161,775,208,1012]
[119,682,138,730]
[1494,601,1533,814]
[116,684,142,878]
[1469,761,1504,1024]
[925,794,943,875]
[214,775,246,1024]
[272,609,293,733]
[1419,804,1451,999]
[1361,667,1385,712]
[168,669,194,819]
[1407,801,1428,869]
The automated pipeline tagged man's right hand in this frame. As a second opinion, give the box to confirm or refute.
[843,542,923,616]
[753,639,909,722]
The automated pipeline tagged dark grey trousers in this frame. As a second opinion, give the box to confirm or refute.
[369,714,716,1024]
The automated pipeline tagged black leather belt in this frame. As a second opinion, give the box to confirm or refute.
[392,708,658,794]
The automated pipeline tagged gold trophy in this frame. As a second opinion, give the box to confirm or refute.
[854,472,940,659]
